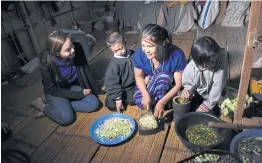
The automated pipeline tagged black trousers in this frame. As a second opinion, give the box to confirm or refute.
[190,93,220,116]
[105,87,135,111]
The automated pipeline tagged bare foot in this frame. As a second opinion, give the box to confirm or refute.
[30,97,46,112]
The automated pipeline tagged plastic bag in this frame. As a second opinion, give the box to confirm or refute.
[198,0,219,29]
[174,2,197,34]
[221,1,250,27]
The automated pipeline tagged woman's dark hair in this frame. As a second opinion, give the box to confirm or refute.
[190,36,220,69]
[142,24,172,61]
[142,24,172,45]
[40,30,70,83]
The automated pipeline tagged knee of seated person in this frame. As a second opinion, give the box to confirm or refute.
[88,96,100,112]
[57,114,76,126]
[70,85,83,91]
[134,102,141,108]
[134,99,142,106]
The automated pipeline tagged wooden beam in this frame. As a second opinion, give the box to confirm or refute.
[234,1,262,124]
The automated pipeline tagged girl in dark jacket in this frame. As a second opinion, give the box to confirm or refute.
[31,31,101,126]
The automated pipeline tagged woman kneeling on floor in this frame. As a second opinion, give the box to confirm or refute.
[133,24,187,118]
[31,31,101,126]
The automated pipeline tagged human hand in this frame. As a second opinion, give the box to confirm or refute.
[116,100,123,113]
[181,88,190,99]
[142,93,151,111]
[83,89,92,96]
[144,76,150,85]
[154,101,165,119]
[196,104,209,112]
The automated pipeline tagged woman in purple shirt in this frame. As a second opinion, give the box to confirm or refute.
[133,24,186,118]
[31,31,101,126]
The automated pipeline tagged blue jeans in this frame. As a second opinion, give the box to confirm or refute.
[44,85,100,126]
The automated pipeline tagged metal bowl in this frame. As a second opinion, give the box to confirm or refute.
[175,112,232,152]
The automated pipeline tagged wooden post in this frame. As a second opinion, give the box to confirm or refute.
[234,1,262,124]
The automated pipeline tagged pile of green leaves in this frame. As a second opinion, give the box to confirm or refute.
[220,96,253,116]
[185,124,219,146]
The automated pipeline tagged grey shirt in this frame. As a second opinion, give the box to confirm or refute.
[182,48,228,110]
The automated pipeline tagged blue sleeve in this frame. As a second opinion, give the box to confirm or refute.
[172,49,187,72]
[133,46,143,69]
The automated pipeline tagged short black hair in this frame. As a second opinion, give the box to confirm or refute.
[106,32,124,47]
[190,36,220,68]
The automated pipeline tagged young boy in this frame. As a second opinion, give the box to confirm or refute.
[181,36,228,115]
[104,32,136,112]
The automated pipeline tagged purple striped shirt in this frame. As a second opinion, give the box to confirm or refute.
[56,58,78,83]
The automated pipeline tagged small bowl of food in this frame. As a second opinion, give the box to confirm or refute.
[137,112,159,135]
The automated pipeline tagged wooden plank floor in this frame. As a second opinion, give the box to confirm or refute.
[173,30,197,59]
[90,106,169,163]
[159,123,192,163]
